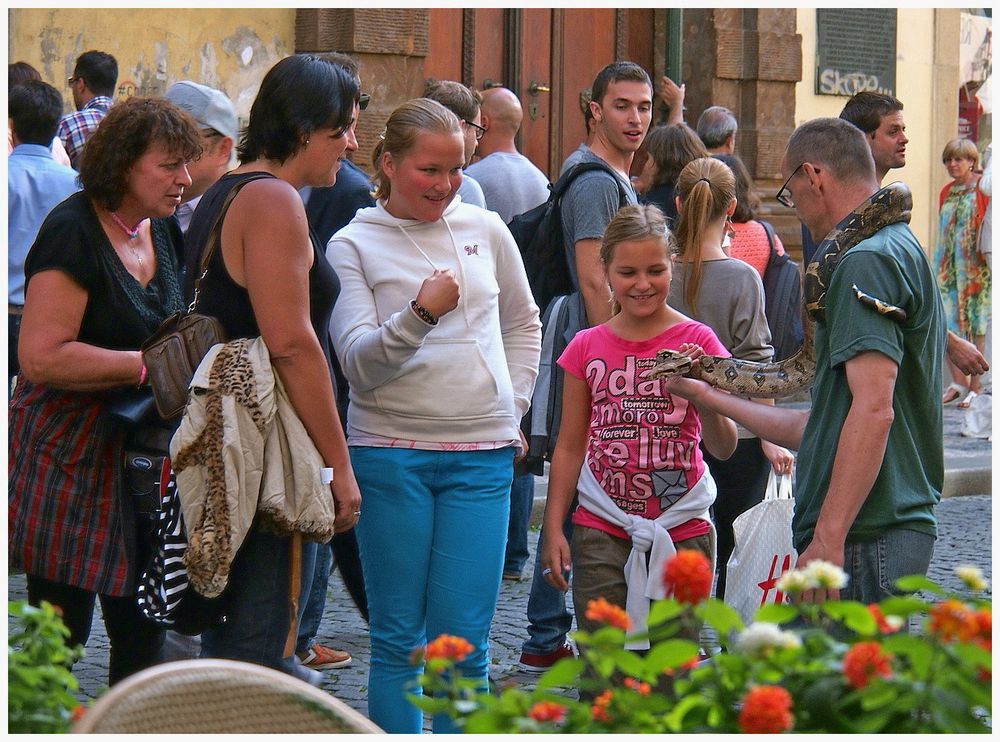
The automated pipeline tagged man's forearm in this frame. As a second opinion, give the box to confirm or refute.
[677,379,808,449]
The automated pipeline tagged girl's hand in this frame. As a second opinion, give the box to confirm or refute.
[331,468,363,534]
[415,269,460,319]
[541,531,572,592]
[761,439,795,476]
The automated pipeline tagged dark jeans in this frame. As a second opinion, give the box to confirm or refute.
[522,497,576,654]
[504,472,535,575]
[704,437,771,599]
[841,528,936,604]
[26,570,165,686]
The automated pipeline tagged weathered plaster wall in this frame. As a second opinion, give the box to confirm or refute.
[8,8,297,125]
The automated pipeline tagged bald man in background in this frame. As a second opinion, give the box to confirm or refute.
[465,87,550,224]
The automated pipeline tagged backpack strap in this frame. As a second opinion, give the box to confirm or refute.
[760,219,777,256]
[553,160,630,206]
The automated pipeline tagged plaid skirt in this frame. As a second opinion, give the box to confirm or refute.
[8,380,136,597]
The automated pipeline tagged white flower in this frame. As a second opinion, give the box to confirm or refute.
[955,565,989,592]
[803,560,849,590]
[882,614,905,632]
[776,569,814,594]
[735,622,803,656]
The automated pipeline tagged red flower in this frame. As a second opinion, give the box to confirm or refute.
[663,550,713,605]
[928,599,979,643]
[974,608,992,641]
[70,705,85,724]
[528,700,567,723]
[738,685,794,734]
[585,597,631,630]
[423,634,473,663]
[591,689,613,723]
[663,657,699,677]
[867,604,902,634]
[623,677,651,695]
[842,642,893,689]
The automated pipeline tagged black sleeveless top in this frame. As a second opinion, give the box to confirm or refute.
[183,171,341,377]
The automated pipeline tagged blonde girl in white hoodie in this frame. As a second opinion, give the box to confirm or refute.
[326,97,541,734]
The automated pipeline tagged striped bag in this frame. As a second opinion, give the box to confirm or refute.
[136,457,189,624]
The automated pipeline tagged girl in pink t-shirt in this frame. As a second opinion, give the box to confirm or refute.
[540,203,736,644]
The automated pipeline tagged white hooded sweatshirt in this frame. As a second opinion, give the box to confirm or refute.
[327,197,541,444]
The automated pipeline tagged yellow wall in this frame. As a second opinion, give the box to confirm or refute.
[8,8,297,125]
[795,8,962,251]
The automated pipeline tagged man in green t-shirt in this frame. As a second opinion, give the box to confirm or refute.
[663,117,945,605]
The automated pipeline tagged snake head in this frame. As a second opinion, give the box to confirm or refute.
[644,349,693,380]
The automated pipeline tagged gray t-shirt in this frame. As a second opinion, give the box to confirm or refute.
[458,173,487,208]
[465,152,550,223]
[668,258,773,361]
[560,143,591,176]
[560,150,637,288]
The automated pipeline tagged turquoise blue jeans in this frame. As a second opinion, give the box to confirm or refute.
[352,446,514,734]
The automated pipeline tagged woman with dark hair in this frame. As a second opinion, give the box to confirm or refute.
[9,96,201,685]
[635,123,709,224]
[667,157,794,601]
[7,61,71,165]
[714,153,787,279]
[182,54,362,676]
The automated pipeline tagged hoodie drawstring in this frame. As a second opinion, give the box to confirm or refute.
[394,216,471,327]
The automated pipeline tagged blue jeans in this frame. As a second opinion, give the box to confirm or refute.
[297,541,333,654]
[840,528,935,605]
[352,446,514,734]
[504,472,535,575]
[201,520,317,675]
[521,501,575,655]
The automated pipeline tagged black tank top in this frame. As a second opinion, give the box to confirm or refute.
[183,171,341,376]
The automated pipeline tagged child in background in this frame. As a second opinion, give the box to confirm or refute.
[539,203,736,648]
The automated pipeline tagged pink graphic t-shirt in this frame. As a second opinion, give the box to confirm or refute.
[558,321,730,542]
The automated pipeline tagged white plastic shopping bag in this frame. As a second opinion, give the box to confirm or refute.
[724,472,797,625]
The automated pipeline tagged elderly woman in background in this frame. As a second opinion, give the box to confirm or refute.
[9,97,200,685]
[634,123,709,224]
[182,54,362,677]
[937,137,991,409]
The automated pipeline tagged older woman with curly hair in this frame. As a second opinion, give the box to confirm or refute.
[9,96,200,685]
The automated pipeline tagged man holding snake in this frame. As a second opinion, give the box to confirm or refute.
[661,118,945,605]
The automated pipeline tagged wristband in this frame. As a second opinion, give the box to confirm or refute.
[410,300,438,326]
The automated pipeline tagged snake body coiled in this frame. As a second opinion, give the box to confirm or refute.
[647,182,913,398]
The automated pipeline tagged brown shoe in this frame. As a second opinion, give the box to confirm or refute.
[297,643,352,669]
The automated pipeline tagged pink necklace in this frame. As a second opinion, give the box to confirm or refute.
[109,211,147,240]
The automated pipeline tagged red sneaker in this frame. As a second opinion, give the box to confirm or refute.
[518,641,575,674]
[296,643,352,670]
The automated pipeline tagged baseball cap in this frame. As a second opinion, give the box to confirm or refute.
[164,80,238,142]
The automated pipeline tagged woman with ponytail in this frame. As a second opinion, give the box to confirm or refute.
[327,97,541,734]
[668,157,795,600]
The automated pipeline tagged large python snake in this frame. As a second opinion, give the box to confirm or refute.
[646,182,913,398]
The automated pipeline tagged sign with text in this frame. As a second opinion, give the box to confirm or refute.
[816,9,897,97]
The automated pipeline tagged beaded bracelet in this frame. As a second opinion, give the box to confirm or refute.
[410,300,438,326]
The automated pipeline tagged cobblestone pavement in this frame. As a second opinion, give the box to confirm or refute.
[7,494,991,721]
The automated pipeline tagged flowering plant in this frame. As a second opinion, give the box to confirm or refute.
[414,553,991,733]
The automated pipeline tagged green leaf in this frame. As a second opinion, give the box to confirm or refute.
[893,574,944,595]
[647,599,685,627]
[822,601,877,635]
[877,595,926,616]
[880,634,934,674]
[535,657,584,690]
[753,603,799,624]
[859,682,898,711]
[695,599,743,635]
[643,639,699,674]
[662,692,710,732]
[610,647,646,677]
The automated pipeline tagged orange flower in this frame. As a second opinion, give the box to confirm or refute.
[842,642,892,689]
[737,685,794,734]
[974,608,992,641]
[623,677,651,695]
[591,689,613,723]
[928,599,979,643]
[867,604,902,634]
[528,700,567,723]
[585,597,631,630]
[69,705,85,724]
[662,550,713,605]
[423,634,473,663]
[663,657,699,677]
